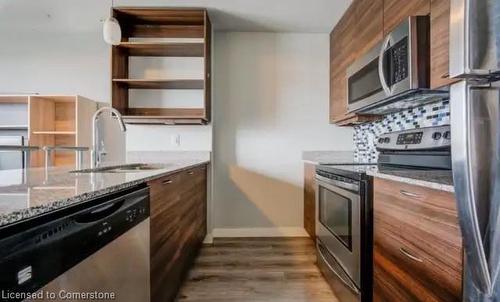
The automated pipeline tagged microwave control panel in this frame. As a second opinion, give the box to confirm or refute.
[389,37,408,85]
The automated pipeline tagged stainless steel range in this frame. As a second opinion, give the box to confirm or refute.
[315,166,372,302]
[315,125,452,302]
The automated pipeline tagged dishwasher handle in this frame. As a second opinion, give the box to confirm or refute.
[74,200,125,224]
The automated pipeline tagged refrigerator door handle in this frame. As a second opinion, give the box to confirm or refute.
[451,81,493,294]
[450,0,500,78]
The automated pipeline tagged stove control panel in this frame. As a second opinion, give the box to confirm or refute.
[376,125,451,151]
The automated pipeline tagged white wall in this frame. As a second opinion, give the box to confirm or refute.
[0,2,355,236]
[0,0,212,159]
[213,32,353,235]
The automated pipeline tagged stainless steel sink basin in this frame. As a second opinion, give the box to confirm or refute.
[71,163,167,173]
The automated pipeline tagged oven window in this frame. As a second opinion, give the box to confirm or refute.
[348,58,383,104]
[319,186,352,250]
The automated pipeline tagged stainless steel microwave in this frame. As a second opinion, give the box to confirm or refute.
[346,16,448,114]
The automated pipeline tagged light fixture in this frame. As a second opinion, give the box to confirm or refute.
[103,0,121,45]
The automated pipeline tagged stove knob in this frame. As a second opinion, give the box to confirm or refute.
[384,137,390,143]
[443,131,451,140]
[432,132,442,140]
[378,138,384,144]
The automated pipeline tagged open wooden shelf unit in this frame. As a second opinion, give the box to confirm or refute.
[111,7,212,125]
[0,95,96,168]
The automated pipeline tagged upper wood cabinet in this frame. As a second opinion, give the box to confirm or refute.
[111,8,212,125]
[330,0,456,125]
[373,178,462,301]
[329,0,383,125]
[383,0,430,34]
[356,0,384,56]
[430,0,459,88]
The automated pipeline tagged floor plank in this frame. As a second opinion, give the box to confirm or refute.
[176,237,339,302]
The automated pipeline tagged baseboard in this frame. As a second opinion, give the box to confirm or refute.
[212,227,309,238]
[203,233,214,244]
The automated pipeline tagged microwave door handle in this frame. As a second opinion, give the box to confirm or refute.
[450,81,492,294]
[378,35,392,95]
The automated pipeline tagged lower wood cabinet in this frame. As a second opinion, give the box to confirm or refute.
[149,164,207,302]
[304,163,316,239]
[373,178,463,301]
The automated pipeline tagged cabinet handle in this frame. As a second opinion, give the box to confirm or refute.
[400,190,421,199]
[187,171,194,175]
[400,247,423,263]
[441,73,450,79]
[162,179,173,185]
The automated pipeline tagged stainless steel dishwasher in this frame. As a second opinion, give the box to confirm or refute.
[0,185,150,302]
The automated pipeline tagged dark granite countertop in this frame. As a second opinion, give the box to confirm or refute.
[0,152,210,228]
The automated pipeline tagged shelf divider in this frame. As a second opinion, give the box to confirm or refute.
[118,42,204,57]
[113,79,204,89]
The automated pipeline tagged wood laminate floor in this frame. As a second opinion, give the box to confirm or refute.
[177,237,339,302]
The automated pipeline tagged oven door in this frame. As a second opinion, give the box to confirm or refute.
[316,175,361,287]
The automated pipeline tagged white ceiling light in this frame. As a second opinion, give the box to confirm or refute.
[103,0,121,45]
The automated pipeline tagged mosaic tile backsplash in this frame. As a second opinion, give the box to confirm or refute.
[353,100,450,163]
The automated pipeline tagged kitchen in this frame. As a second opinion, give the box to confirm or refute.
[0,0,498,301]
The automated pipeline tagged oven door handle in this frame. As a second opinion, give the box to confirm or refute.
[317,244,361,295]
[315,174,360,193]
[378,34,392,95]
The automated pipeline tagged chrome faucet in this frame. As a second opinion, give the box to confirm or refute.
[91,107,126,168]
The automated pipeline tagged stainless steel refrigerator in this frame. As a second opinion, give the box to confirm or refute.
[449,0,500,300]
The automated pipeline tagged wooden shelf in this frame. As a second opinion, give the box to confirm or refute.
[113,79,204,89]
[32,131,76,135]
[124,108,207,125]
[126,107,204,118]
[118,42,204,57]
[114,8,205,25]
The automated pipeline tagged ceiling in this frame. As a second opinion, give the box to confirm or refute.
[0,0,351,33]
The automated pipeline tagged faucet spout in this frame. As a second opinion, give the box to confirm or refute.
[91,107,127,168]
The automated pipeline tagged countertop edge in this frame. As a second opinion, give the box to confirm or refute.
[366,170,455,193]
[0,160,210,229]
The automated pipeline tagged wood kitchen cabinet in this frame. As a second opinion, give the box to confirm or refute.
[111,8,211,125]
[383,0,430,34]
[373,178,463,301]
[149,164,207,302]
[430,0,459,88]
[304,163,316,239]
[330,0,456,125]
[329,0,382,125]
[355,0,384,56]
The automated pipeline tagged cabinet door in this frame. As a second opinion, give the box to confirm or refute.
[330,3,357,123]
[330,0,383,125]
[149,165,207,302]
[355,0,384,56]
[150,171,184,302]
[383,0,430,35]
[303,163,316,239]
[373,178,463,302]
[430,0,459,88]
